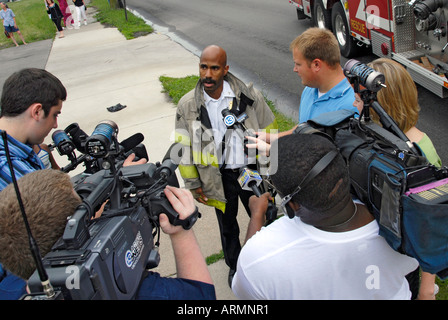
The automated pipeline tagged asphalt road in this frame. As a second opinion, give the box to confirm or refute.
[127,0,448,165]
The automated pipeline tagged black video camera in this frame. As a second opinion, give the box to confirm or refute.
[294,60,448,277]
[25,122,200,299]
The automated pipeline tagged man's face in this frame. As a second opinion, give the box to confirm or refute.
[30,101,62,145]
[199,51,229,100]
[292,48,318,88]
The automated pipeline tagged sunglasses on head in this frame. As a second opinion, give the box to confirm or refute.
[279,150,338,219]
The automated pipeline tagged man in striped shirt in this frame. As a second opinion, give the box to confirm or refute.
[0,68,66,299]
[0,68,66,191]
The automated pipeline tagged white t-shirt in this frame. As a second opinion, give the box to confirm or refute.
[232,215,419,300]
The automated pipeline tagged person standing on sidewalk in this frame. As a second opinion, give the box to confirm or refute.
[0,2,27,47]
[45,0,65,38]
[174,45,277,287]
[58,0,74,29]
[72,0,87,27]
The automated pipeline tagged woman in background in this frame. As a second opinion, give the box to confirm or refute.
[0,2,27,47]
[58,0,74,29]
[45,0,65,38]
[353,58,442,300]
[353,58,442,168]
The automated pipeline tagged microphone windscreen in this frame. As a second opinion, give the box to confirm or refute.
[120,133,144,153]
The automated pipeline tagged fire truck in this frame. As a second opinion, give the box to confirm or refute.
[289,0,448,98]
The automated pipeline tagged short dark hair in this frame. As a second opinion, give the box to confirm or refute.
[0,68,67,118]
[270,133,350,214]
[0,170,81,279]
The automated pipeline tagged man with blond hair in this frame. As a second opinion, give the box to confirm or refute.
[256,27,357,144]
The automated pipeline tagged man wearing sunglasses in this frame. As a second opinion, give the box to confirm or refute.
[231,133,419,299]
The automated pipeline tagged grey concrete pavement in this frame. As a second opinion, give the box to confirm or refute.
[1,7,251,300]
[0,39,53,97]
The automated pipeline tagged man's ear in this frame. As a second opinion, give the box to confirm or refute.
[29,103,44,120]
[311,59,322,72]
[285,201,301,219]
[288,201,300,212]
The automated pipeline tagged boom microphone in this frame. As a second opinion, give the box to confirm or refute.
[120,133,144,153]
[119,133,148,161]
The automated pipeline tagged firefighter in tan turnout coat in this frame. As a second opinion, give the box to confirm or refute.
[174,45,277,285]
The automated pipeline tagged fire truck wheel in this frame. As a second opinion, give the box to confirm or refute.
[331,2,359,58]
[312,0,332,31]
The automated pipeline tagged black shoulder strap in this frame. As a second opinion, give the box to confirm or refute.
[238,93,254,115]
[200,105,212,129]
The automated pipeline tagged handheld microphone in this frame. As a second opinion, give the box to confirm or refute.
[238,166,278,223]
[238,167,262,197]
[221,108,257,157]
[221,108,253,137]
[344,59,386,92]
[222,108,239,128]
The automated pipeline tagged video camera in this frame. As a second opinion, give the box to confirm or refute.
[294,59,448,278]
[21,121,200,299]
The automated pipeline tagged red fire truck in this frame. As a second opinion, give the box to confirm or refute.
[289,0,448,98]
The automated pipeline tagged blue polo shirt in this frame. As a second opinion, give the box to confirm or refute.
[298,78,357,123]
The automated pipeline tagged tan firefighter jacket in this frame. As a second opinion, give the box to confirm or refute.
[174,72,278,212]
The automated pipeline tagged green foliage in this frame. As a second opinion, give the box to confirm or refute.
[205,251,224,265]
[90,0,152,39]
[0,0,56,49]
[159,75,199,105]
[264,97,296,132]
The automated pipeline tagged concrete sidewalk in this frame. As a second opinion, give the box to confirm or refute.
[40,8,250,300]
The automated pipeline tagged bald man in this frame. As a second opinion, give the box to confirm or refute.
[174,45,277,286]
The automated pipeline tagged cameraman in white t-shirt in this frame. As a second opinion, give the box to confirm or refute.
[232,133,420,300]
